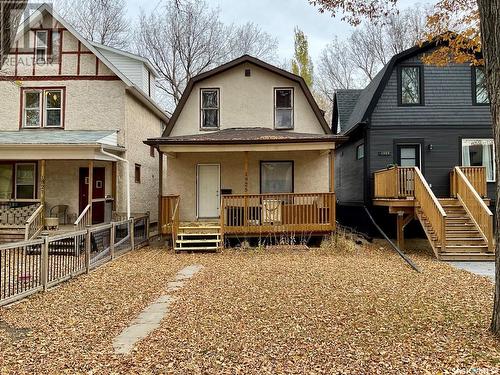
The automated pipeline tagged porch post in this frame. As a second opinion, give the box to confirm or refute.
[243,151,249,231]
[158,151,164,232]
[88,160,93,222]
[244,151,249,194]
[111,161,117,211]
[329,149,335,193]
[40,160,46,221]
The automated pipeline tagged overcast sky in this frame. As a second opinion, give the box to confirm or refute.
[126,0,437,63]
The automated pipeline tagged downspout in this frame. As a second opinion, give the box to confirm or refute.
[100,147,131,219]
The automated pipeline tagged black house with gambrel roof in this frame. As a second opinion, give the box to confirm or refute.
[333,41,495,261]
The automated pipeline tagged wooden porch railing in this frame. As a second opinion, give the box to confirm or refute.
[453,167,494,251]
[171,198,180,246]
[373,167,415,198]
[160,195,180,235]
[221,192,336,234]
[24,204,44,240]
[74,204,92,230]
[413,167,447,249]
[450,166,487,198]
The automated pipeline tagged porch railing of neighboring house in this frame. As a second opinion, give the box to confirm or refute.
[413,167,448,250]
[452,167,494,251]
[25,204,44,241]
[450,166,488,198]
[0,215,150,307]
[74,204,92,230]
[373,167,416,198]
[221,192,336,235]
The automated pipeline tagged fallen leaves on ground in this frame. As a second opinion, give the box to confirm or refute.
[0,239,499,374]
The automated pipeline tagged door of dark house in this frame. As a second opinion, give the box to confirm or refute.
[79,167,106,224]
[396,144,421,169]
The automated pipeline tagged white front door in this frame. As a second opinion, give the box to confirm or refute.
[197,164,220,218]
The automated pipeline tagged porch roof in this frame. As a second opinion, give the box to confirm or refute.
[146,127,347,146]
[0,130,119,146]
[0,130,124,161]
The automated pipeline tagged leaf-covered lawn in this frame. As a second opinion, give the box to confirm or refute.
[1,240,499,374]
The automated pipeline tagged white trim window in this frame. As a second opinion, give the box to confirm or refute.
[274,88,293,129]
[462,138,495,182]
[35,30,48,64]
[23,89,63,128]
[200,88,219,129]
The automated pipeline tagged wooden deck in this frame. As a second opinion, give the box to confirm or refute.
[373,166,494,261]
[160,192,336,251]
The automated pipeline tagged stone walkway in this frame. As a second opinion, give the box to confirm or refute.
[448,261,495,282]
[112,264,204,354]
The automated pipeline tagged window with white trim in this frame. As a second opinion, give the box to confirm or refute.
[23,89,63,128]
[462,138,495,182]
[35,30,48,64]
[274,88,293,129]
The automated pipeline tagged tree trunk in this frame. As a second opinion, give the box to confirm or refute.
[477,0,500,335]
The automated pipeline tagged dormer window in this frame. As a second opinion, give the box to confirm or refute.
[22,88,64,128]
[275,88,294,129]
[35,30,48,64]
[399,66,423,105]
[200,88,219,129]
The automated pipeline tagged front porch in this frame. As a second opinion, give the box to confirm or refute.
[152,129,343,250]
[372,166,494,260]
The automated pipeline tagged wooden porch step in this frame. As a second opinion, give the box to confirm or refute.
[439,252,495,261]
[175,246,219,252]
[177,239,221,244]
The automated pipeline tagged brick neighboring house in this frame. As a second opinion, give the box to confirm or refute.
[0,3,168,242]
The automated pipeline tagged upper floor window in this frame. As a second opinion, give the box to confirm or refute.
[275,88,294,129]
[35,30,48,64]
[473,67,489,105]
[22,88,64,128]
[399,66,423,105]
[200,88,219,129]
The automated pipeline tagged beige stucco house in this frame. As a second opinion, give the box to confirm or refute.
[146,56,346,251]
[0,4,168,242]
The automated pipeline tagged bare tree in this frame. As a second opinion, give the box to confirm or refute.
[136,0,228,110]
[316,3,430,90]
[226,22,278,62]
[56,0,129,49]
[317,38,359,103]
[136,0,280,112]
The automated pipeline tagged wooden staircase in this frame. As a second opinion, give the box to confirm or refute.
[0,228,25,244]
[174,224,222,252]
[417,198,494,261]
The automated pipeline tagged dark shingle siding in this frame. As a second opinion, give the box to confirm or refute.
[335,90,362,133]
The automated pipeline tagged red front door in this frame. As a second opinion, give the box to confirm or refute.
[79,167,106,224]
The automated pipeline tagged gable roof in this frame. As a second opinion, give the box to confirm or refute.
[333,89,362,133]
[90,41,160,78]
[338,38,448,136]
[162,55,331,136]
[14,3,168,122]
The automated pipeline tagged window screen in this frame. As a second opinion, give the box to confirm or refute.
[260,161,293,193]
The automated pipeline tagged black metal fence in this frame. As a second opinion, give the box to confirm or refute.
[0,215,150,307]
